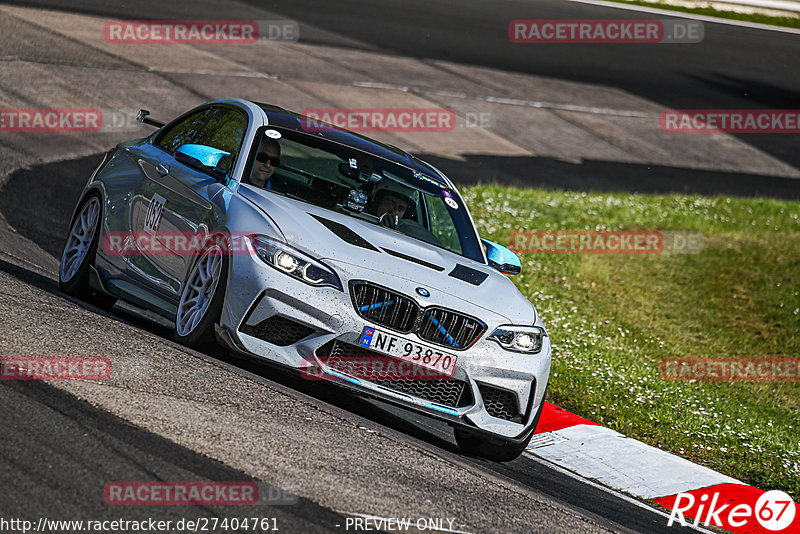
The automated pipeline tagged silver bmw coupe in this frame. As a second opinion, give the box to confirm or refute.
[59,99,551,461]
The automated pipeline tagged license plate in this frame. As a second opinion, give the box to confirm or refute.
[359,327,457,377]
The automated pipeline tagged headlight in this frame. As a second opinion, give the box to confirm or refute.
[248,235,342,291]
[488,325,546,354]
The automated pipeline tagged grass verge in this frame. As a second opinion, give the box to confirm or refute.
[462,186,800,499]
[601,0,800,29]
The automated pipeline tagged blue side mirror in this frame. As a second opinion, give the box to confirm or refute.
[481,238,522,275]
[175,144,231,179]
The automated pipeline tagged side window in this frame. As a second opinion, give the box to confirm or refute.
[426,196,463,254]
[156,107,215,153]
[192,108,248,174]
[155,107,248,176]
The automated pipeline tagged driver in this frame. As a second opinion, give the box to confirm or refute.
[376,191,410,218]
[373,185,417,219]
[250,136,281,189]
[372,184,443,247]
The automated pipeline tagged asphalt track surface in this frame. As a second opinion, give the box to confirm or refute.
[1,0,798,532]
[6,0,800,173]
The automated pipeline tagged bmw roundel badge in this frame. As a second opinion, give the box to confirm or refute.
[416,287,430,297]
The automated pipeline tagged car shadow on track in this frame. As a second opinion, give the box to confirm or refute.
[221,348,464,454]
[0,254,463,458]
[0,378,346,530]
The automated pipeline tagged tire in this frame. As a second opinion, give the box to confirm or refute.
[175,241,228,348]
[59,193,117,309]
[454,393,546,462]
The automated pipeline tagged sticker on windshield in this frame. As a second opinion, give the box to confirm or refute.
[349,158,358,169]
[443,190,459,209]
[413,170,443,187]
[346,189,368,212]
[264,129,282,139]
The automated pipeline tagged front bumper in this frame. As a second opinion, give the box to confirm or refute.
[219,252,552,440]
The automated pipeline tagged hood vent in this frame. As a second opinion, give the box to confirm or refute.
[309,214,380,252]
[449,264,489,286]
[381,247,445,272]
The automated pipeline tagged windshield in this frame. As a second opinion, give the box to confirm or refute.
[243,127,484,263]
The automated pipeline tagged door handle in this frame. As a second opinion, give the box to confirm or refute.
[156,164,169,176]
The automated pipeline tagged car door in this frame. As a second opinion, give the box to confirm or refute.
[127,105,248,301]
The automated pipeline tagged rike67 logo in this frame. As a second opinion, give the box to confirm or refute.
[664,489,797,532]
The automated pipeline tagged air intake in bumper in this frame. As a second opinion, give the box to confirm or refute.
[477,383,523,423]
[240,315,316,346]
[316,340,473,408]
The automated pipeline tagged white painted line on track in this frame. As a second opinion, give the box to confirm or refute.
[528,432,570,449]
[425,88,469,98]
[353,81,411,91]
[351,81,656,118]
[527,425,742,500]
[522,452,720,534]
[568,0,800,34]
[0,249,55,277]
[483,95,655,117]
[713,0,800,12]
[147,67,279,79]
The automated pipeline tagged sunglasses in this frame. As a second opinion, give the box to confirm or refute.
[255,153,280,166]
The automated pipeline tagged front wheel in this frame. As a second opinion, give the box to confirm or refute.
[175,243,227,348]
[454,394,545,462]
[59,194,117,309]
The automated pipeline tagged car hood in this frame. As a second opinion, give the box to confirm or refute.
[238,187,536,325]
